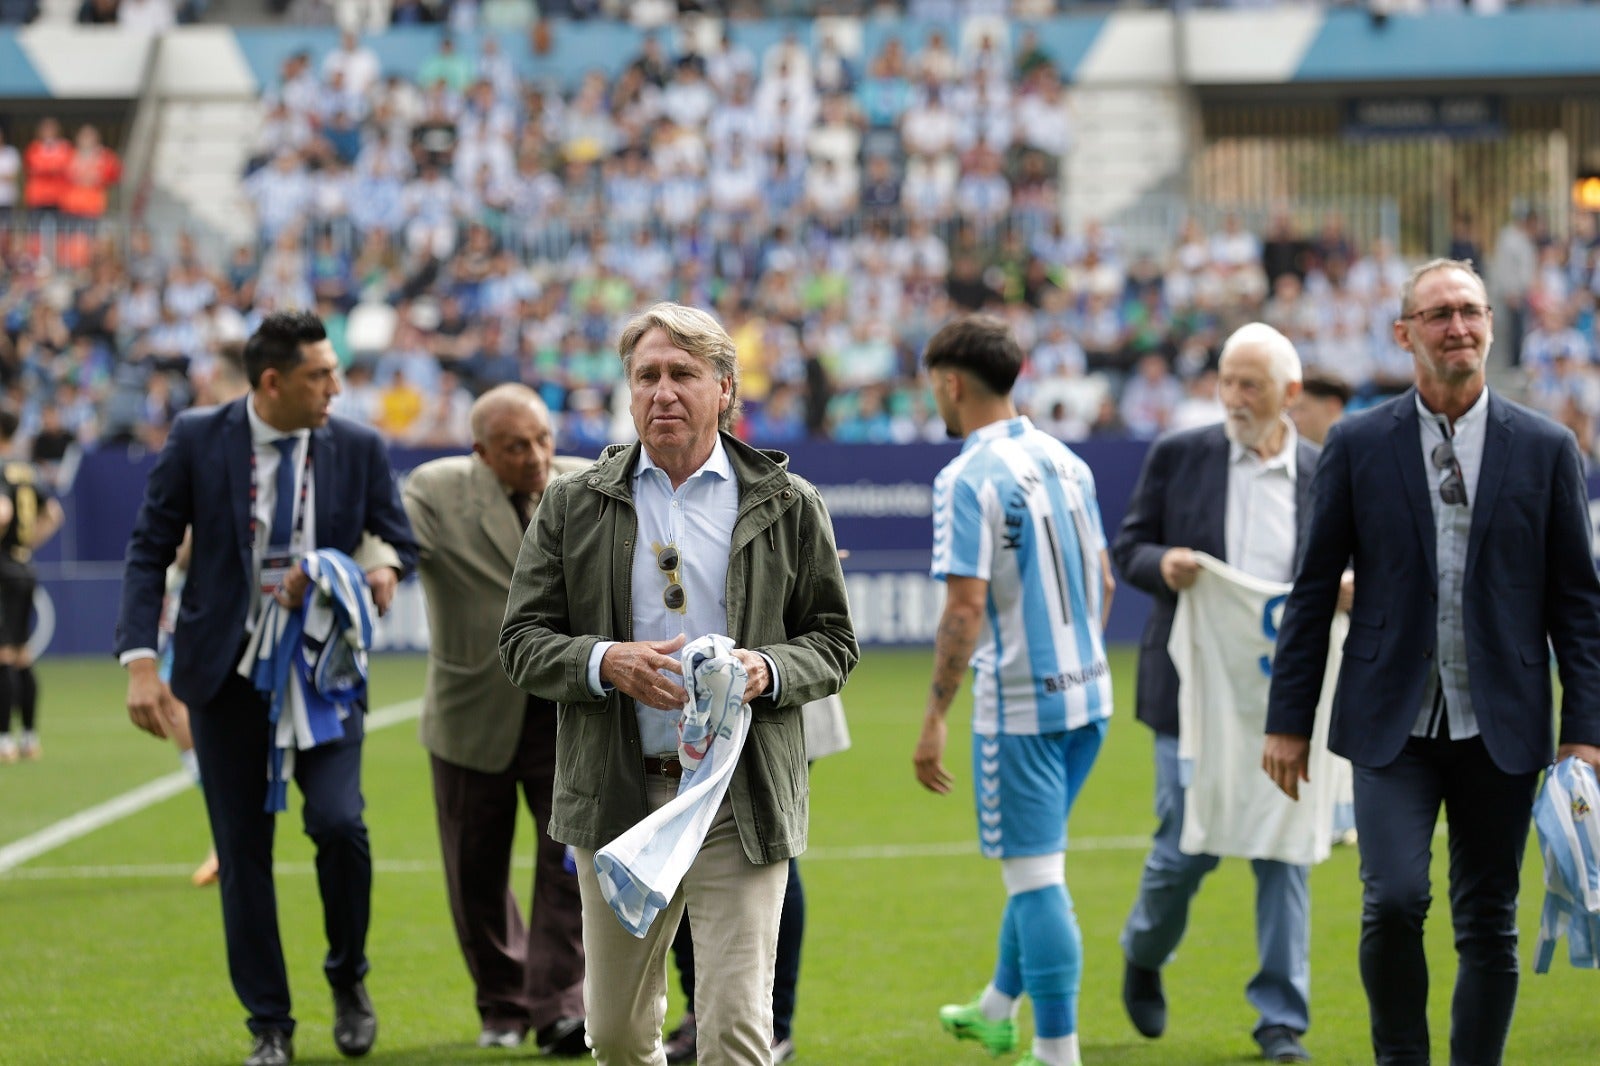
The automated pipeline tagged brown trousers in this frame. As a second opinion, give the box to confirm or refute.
[430,701,585,1034]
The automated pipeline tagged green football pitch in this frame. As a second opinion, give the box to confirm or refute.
[0,650,1593,1065]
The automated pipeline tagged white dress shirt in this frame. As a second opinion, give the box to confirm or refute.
[1225,416,1300,584]
[120,397,314,665]
[246,395,316,569]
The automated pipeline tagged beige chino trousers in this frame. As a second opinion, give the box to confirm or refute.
[575,774,789,1066]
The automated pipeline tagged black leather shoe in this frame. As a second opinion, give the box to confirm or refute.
[536,1016,588,1057]
[1122,960,1167,1038]
[663,1013,696,1064]
[1256,1025,1311,1063]
[244,1030,293,1066]
[331,981,377,1057]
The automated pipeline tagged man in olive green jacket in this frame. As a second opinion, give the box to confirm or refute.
[499,302,857,1066]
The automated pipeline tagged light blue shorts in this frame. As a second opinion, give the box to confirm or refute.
[972,719,1108,859]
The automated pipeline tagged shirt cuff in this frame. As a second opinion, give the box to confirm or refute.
[587,641,618,697]
[121,649,158,666]
[758,652,781,701]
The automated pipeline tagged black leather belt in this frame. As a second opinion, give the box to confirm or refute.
[643,756,684,779]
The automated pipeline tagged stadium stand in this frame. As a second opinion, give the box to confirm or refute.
[1,5,1599,471]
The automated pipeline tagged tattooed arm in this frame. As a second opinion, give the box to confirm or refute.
[913,575,987,794]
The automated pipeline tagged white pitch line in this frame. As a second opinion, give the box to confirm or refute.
[1,834,1168,883]
[0,698,422,877]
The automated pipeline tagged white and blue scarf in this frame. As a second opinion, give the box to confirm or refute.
[239,549,375,813]
[594,634,750,937]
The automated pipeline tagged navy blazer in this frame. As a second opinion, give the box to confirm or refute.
[114,398,418,710]
[1266,389,1600,775]
[1113,422,1319,737]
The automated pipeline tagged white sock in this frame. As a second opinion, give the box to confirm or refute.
[180,748,202,787]
[978,983,1017,1022]
[1032,1034,1080,1066]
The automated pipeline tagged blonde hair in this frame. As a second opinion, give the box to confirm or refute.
[617,302,741,432]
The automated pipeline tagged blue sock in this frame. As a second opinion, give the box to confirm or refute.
[1012,884,1081,1038]
[992,894,1024,998]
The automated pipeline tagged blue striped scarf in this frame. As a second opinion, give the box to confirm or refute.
[240,549,375,813]
[1533,755,1600,972]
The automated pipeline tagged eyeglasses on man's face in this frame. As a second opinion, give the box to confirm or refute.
[654,542,686,613]
[1404,303,1490,329]
[1431,440,1468,507]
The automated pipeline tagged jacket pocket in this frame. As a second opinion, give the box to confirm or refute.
[554,704,605,801]
[1342,622,1382,662]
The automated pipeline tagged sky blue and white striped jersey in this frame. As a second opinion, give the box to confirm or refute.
[1533,754,1600,972]
[931,416,1112,735]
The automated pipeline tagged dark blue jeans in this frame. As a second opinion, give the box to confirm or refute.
[1353,735,1537,1066]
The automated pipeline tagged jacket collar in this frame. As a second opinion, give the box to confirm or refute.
[470,455,525,569]
[591,433,793,509]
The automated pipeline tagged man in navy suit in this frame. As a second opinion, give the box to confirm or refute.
[1114,323,1327,1064]
[116,310,417,1066]
[1265,258,1600,1066]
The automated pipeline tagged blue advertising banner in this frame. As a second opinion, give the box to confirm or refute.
[38,439,1600,656]
[39,440,1154,654]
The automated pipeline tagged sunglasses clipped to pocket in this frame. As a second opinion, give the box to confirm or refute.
[653,541,687,613]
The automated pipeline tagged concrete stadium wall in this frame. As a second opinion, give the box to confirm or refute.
[3,10,1600,101]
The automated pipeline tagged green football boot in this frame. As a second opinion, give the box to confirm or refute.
[937,996,1018,1056]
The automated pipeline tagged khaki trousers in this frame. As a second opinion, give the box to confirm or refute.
[575,774,788,1066]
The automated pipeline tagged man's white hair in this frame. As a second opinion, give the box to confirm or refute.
[1220,322,1302,388]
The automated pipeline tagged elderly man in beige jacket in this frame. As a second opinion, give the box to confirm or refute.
[403,384,590,1055]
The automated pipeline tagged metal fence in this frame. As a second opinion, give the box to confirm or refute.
[1199,94,1600,256]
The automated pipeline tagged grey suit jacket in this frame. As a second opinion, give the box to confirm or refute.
[404,453,590,773]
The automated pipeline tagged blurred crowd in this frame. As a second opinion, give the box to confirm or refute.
[3,0,1567,30]
[4,14,1600,472]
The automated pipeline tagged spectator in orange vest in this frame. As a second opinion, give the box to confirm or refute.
[22,117,72,214]
[59,125,122,220]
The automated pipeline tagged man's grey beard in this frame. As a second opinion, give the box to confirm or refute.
[1223,413,1261,448]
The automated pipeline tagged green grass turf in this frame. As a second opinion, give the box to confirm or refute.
[0,650,1594,1064]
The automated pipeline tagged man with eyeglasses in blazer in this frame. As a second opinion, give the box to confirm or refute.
[1265,258,1600,1066]
[499,302,858,1066]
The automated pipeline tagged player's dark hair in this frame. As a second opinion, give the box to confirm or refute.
[923,315,1024,397]
[242,310,327,389]
[0,407,17,442]
[1300,370,1353,406]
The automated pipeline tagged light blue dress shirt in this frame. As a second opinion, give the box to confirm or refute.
[1412,387,1488,741]
[586,438,778,755]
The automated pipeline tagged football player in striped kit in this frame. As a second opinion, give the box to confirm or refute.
[913,315,1115,1066]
